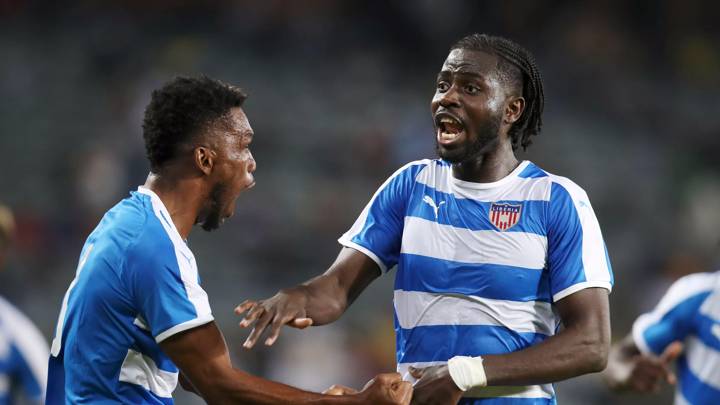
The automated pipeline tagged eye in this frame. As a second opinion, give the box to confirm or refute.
[465,84,480,94]
[437,81,450,92]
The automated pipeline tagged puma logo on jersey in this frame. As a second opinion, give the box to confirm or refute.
[422,195,446,219]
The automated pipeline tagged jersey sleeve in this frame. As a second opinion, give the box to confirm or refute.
[632,273,714,356]
[546,178,613,302]
[128,233,214,343]
[338,161,428,272]
[0,298,49,403]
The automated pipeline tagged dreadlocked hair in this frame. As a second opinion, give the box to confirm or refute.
[450,34,544,150]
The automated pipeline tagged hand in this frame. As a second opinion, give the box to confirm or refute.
[357,373,413,405]
[409,365,463,405]
[235,287,314,348]
[625,341,683,392]
[323,384,358,396]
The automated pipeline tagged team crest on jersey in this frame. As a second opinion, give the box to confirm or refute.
[489,203,522,231]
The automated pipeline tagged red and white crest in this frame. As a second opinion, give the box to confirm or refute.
[489,203,522,231]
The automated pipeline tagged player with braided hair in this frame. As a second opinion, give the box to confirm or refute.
[237,34,612,404]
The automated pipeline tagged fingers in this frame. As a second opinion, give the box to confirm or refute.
[265,313,295,347]
[290,317,313,329]
[243,309,274,349]
[234,300,256,316]
[323,384,358,396]
[661,341,683,364]
[238,303,264,328]
[394,380,413,404]
[408,366,424,379]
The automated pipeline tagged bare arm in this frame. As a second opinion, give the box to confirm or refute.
[411,288,611,403]
[236,247,380,348]
[160,321,411,405]
[483,287,611,385]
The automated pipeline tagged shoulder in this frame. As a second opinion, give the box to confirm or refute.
[657,272,718,312]
[122,195,181,271]
[390,159,435,180]
[545,172,590,204]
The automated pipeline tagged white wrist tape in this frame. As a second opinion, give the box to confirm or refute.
[447,356,487,391]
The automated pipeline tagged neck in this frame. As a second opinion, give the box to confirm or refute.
[451,140,520,183]
[143,172,205,240]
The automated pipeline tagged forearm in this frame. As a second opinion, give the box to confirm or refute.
[483,320,609,386]
[198,367,360,405]
[297,248,381,325]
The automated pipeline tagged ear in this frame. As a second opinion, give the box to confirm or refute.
[193,146,215,176]
[504,96,525,125]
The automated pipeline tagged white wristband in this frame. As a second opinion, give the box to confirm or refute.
[447,356,487,391]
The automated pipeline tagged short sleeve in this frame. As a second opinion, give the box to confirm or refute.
[129,237,213,343]
[632,273,714,356]
[546,178,613,302]
[338,161,428,272]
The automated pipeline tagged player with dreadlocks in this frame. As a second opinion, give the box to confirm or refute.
[237,34,613,404]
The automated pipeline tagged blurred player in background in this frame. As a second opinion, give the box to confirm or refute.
[0,205,49,404]
[603,271,720,404]
[237,33,613,404]
[46,76,411,405]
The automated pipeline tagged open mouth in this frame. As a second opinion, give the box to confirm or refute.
[435,113,465,145]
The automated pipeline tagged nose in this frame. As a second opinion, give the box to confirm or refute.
[247,152,257,173]
[434,85,461,109]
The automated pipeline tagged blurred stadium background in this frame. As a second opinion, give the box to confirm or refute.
[1,1,719,404]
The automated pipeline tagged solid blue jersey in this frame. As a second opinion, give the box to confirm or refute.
[0,296,49,404]
[47,187,213,404]
[633,271,720,405]
[339,160,613,404]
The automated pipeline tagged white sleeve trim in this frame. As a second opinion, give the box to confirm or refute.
[155,315,215,343]
[553,280,612,302]
[338,238,388,273]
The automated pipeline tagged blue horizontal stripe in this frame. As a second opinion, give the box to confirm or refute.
[695,312,720,352]
[459,398,555,405]
[396,254,551,302]
[678,356,720,405]
[407,185,548,236]
[396,324,548,364]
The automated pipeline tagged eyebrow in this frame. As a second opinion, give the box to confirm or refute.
[437,70,487,80]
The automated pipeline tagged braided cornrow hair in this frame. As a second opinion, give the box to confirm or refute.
[450,34,544,150]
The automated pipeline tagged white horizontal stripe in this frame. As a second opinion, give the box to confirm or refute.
[685,335,720,390]
[401,216,547,270]
[394,290,556,335]
[155,315,214,343]
[415,162,551,202]
[119,349,177,398]
[553,281,612,302]
[338,239,387,273]
[397,362,553,399]
[675,391,691,405]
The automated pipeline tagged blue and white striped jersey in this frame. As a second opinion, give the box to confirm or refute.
[0,296,48,404]
[633,271,720,405]
[47,187,213,404]
[339,159,613,405]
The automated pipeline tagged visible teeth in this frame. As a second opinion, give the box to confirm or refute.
[440,117,455,124]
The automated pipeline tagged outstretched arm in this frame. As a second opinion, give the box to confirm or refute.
[160,321,411,405]
[411,288,611,403]
[236,247,381,348]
